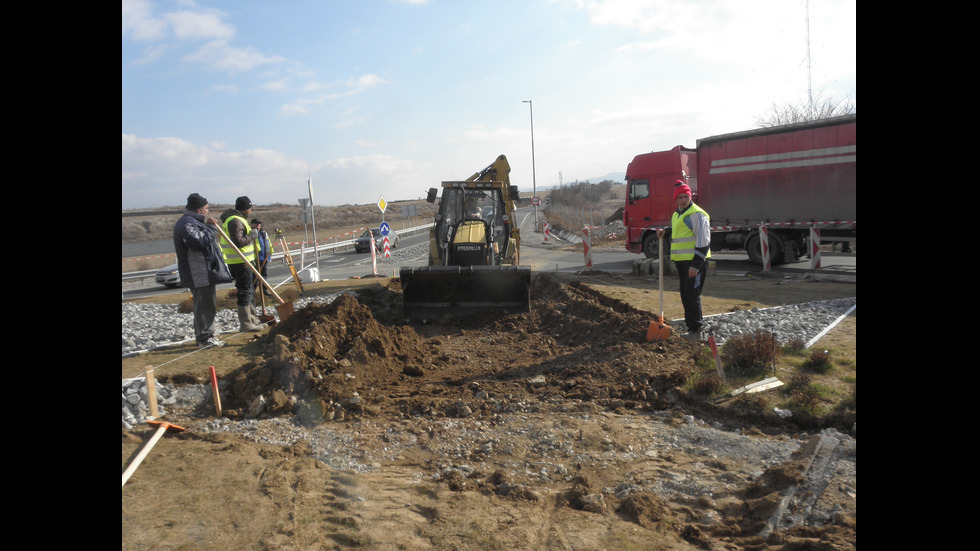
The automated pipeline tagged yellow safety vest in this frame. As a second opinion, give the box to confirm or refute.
[220,215,255,264]
[670,203,711,261]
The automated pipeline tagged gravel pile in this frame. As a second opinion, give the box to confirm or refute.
[121,292,348,357]
[692,297,856,347]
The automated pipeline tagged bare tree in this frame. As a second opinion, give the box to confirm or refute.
[755,90,856,127]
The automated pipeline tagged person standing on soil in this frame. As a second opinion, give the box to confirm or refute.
[657,180,711,339]
[220,196,263,332]
[173,193,233,348]
[251,219,274,297]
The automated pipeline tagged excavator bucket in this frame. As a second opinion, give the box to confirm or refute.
[400,265,531,319]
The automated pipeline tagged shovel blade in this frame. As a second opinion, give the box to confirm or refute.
[275,301,294,322]
[646,320,673,342]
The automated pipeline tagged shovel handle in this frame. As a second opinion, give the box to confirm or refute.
[122,425,168,487]
[658,237,665,319]
[214,225,286,304]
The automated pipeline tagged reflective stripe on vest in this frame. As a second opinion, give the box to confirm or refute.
[220,215,255,264]
[670,204,710,261]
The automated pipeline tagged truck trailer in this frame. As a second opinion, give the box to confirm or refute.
[623,114,856,265]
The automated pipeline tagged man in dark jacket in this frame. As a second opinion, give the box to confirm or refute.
[173,193,232,348]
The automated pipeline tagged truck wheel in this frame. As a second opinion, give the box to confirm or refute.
[642,233,664,259]
[745,232,784,266]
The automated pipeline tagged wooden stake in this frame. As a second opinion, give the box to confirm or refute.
[145,366,159,418]
[209,366,222,417]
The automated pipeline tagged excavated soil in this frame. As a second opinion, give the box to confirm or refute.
[122,273,856,550]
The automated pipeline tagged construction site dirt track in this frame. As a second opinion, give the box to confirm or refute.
[122,271,856,551]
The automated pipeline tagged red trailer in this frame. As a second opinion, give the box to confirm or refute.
[623,114,855,265]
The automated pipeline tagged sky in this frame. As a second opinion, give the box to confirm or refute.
[122,0,856,210]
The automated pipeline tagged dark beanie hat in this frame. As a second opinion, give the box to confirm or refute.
[235,196,253,211]
[251,219,262,226]
[186,193,208,210]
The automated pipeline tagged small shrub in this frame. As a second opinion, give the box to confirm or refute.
[803,349,833,373]
[784,373,826,417]
[721,330,779,377]
[692,346,714,371]
[691,373,723,396]
[177,297,194,313]
[732,393,768,414]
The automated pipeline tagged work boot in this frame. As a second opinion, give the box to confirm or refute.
[237,305,262,332]
[248,303,264,328]
[198,337,225,349]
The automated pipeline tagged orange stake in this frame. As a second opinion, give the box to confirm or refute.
[209,366,222,417]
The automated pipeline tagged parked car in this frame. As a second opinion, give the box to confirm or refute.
[155,263,181,288]
[354,228,398,253]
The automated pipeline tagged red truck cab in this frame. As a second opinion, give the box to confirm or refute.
[624,145,697,257]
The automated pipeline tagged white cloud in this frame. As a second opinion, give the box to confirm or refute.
[121,0,168,42]
[165,8,235,41]
[183,40,287,74]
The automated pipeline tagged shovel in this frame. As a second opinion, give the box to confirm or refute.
[255,258,277,325]
[122,420,185,487]
[257,283,277,325]
[646,237,673,342]
[215,225,294,322]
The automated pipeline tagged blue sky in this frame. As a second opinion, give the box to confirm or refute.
[122,0,856,210]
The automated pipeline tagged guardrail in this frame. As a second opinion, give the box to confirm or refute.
[122,224,432,286]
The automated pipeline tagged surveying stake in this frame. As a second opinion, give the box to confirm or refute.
[275,228,304,295]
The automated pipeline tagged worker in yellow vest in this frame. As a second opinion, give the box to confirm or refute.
[220,196,263,332]
[656,181,711,340]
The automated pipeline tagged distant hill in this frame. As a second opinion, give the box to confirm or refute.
[535,172,626,191]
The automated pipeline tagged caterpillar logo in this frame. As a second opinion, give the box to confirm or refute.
[457,245,481,251]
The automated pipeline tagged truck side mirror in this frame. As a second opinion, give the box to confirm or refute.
[426,188,438,203]
[510,185,520,201]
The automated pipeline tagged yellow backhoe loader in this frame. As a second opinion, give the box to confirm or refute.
[400,155,532,318]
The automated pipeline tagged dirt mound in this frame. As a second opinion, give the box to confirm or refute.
[220,272,699,423]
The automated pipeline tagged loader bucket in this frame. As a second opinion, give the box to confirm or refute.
[400,265,531,319]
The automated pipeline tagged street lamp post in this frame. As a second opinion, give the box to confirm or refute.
[522,99,537,230]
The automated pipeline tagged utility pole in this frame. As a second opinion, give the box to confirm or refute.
[522,99,537,230]
[308,174,320,280]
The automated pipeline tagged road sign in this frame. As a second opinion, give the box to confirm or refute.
[298,198,310,208]
[377,195,387,213]
[379,221,390,236]
[531,196,540,206]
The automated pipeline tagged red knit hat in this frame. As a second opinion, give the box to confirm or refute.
[673,180,692,201]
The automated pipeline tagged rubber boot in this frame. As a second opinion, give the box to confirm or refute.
[238,305,262,332]
[248,303,264,328]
